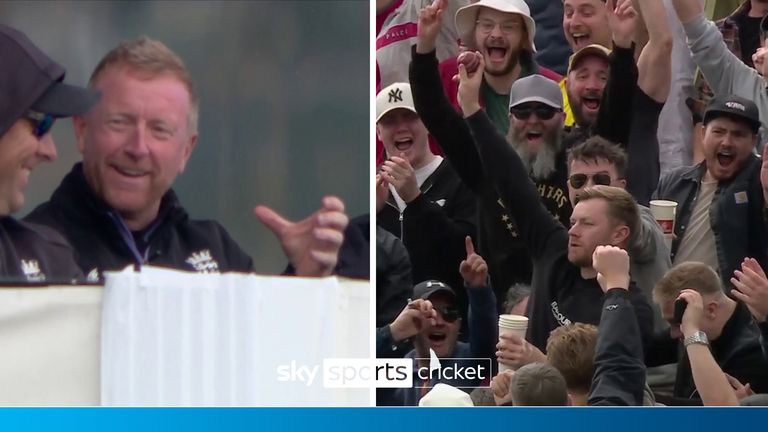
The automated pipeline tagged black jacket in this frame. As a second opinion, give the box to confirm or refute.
[653,157,768,289]
[377,158,477,321]
[410,50,570,309]
[336,214,370,279]
[25,163,253,280]
[0,217,82,284]
[466,110,654,351]
[647,301,768,405]
[589,288,647,406]
[376,225,412,328]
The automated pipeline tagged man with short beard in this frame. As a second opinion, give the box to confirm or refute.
[436,0,562,136]
[563,0,672,156]
[653,95,768,290]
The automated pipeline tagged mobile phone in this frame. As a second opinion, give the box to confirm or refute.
[673,298,687,325]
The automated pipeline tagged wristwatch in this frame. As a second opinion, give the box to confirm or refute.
[683,330,709,347]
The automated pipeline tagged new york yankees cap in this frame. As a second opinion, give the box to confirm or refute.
[376,82,417,123]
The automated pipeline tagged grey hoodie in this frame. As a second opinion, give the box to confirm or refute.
[684,13,768,131]
[631,205,672,332]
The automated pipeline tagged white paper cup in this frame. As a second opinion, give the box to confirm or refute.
[649,200,677,238]
[498,314,528,372]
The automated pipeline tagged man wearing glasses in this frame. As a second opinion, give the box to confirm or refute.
[0,25,98,282]
[437,0,562,136]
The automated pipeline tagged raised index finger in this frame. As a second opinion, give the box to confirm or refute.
[465,236,475,256]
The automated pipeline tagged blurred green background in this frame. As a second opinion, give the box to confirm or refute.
[3,0,370,274]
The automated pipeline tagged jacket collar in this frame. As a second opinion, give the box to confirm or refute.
[680,162,707,182]
[52,162,186,229]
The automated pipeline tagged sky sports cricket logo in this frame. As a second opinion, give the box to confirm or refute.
[276,350,492,388]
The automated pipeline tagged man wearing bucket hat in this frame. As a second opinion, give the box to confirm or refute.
[376,81,477,326]
[0,24,99,282]
[654,94,768,290]
[433,0,562,136]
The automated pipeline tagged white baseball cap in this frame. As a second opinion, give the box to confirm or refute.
[376,82,417,123]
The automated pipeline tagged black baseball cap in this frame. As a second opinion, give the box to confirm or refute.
[413,280,456,301]
[703,95,761,133]
[0,24,100,137]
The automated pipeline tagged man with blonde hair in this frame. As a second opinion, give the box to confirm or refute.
[26,37,348,280]
[647,261,768,404]
[458,45,653,363]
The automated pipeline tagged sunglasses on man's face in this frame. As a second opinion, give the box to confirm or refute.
[25,111,55,138]
[509,106,558,121]
[568,172,612,189]
[433,305,461,323]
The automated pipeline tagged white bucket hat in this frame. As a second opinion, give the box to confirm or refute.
[455,0,536,53]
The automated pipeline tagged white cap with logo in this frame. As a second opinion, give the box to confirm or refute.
[376,82,417,123]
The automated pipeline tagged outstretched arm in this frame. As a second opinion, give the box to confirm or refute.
[460,236,498,360]
[594,0,638,147]
[589,246,645,406]
[636,0,673,103]
[410,0,486,193]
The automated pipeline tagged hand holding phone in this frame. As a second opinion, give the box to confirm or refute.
[673,298,687,325]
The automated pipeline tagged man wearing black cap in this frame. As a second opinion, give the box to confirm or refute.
[0,24,99,282]
[377,238,497,406]
[654,95,768,289]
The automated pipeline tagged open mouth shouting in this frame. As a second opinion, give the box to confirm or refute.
[394,137,413,152]
[428,331,447,346]
[581,94,600,113]
[715,148,736,169]
[484,45,508,67]
[525,130,543,145]
[571,32,591,50]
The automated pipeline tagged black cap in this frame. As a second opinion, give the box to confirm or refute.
[413,280,456,301]
[703,95,761,133]
[0,24,100,137]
